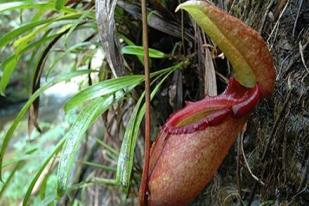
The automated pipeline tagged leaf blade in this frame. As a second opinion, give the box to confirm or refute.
[22,139,65,206]
[117,68,179,192]
[0,1,75,13]
[57,91,126,195]
[0,56,18,94]
[121,45,166,59]
[64,75,144,111]
[0,70,93,181]
[55,0,66,10]
[0,13,81,50]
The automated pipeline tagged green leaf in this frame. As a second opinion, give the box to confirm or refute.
[0,2,50,13]
[15,32,63,55]
[0,13,81,50]
[0,19,83,93]
[64,66,184,112]
[63,10,93,46]
[117,90,145,190]
[117,69,176,192]
[81,161,116,172]
[13,25,49,52]
[64,75,144,111]
[0,56,18,94]
[0,1,75,13]
[46,42,91,76]
[92,63,185,189]
[0,70,93,181]
[0,161,25,199]
[0,19,53,50]
[121,45,166,59]
[55,0,67,10]
[0,32,66,93]
[22,138,66,206]
[120,35,144,64]
[57,91,126,195]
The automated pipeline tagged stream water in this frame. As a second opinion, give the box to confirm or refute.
[0,80,80,130]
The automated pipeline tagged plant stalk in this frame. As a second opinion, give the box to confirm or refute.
[140,0,151,205]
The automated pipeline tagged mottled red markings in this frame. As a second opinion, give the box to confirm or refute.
[163,78,261,135]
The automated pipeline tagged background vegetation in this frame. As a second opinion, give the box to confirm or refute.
[0,0,308,205]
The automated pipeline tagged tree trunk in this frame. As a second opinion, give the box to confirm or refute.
[191,0,309,205]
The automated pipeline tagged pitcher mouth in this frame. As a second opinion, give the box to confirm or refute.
[163,78,261,134]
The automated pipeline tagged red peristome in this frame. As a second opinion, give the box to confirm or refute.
[164,78,261,134]
[232,84,260,117]
[207,108,231,126]
[163,108,231,134]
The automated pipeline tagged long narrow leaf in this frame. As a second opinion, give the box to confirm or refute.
[57,91,126,195]
[118,70,177,192]
[117,89,145,189]
[0,1,75,13]
[64,65,186,111]
[0,13,81,50]
[0,32,69,93]
[63,10,92,45]
[55,0,67,10]
[87,73,170,187]
[0,70,93,181]
[22,138,66,206]
[64,75,144,111]
[0,56,18,94]
[121,45,166,59]
[46,42,91,75]
[120,35,144,64]
[0,19,54,50]
[93,63,185,189]
[0,161,25,199]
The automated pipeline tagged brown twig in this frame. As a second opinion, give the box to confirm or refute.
[140,0,151,205]
[236,132,243,206]
[259,0,275,34]
[267,0,290,49]
[273,0,288,19]
[292,0,304,38]
[28,29,69,137]
[88,59,93,86]
[28,24,93,137]
[241,131,265,186]
[299,41,309,74]
[283,40,308,77]
[282,124,288,184]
